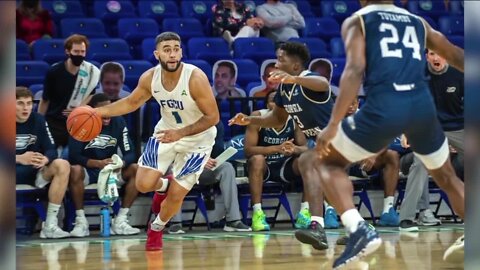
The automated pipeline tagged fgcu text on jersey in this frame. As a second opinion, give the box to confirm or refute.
[159,99,184,110]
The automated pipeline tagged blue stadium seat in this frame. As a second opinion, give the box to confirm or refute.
[289,37,331,59]
[184,59,213,82]
[330,58,346,86]
[117,18,160,44]
[330,37,345,58]
[180,1,215,25]
[245,81,262,97]
[187,37,231,65]
[303,17,340,40]
[449,0,464,15]
[232,59,260,90]
[448,35,464,48]
[88,39,132,63]
[407,0,448,20]
[114,60,153,89]
[421,15,438,30]
[233,38,276,66]
[320,1,361,23]
[162,18,205,41]
[31,39,66,64]
[284,0,314,17]
[42,0,85,24]
[17,61,50,87]
[29,84,44,96]
[438,16,464,36]
[60,18,107,38]
[141,38,188,65]
[137,0,180,25]
[93,1,137,36]
[16,39,30,60]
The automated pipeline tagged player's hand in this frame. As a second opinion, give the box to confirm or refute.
[31,152,49,169]
[400,134,410,148]
[205,158,217,170]
[268,70,296,84]
[246,18,256,27]
[360,157,376,172]
[228,113,250,126]
[279,139,295,156]
[156,129,184,143]
[315,123,338,158]
[17,151,39,166]
[97,158,113,169]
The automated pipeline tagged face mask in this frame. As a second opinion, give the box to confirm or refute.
[69,54,85,67]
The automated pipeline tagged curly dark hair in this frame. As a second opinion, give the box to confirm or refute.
[279,42,311,67]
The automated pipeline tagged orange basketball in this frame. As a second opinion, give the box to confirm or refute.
[67,106,102,142]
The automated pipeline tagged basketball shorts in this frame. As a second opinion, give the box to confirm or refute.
[331,88,449,170]
[247,157,299,184]
[16,165,50,188]
[138,129,216,190]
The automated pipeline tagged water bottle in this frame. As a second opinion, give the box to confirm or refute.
[100,207,110,237]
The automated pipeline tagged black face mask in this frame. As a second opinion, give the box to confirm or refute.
[69,54,85,66]
[24,0,39,9]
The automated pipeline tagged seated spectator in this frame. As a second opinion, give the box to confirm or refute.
[244,90,308,231]
[166,121,251,233]
[249,60,279,98]
[16,0,54,45]
[97,62,131,101]
[212,0,264,47]
[256,0,305,44]
[212,60,246,100]
[68,93,140,237]
[15,87,70,238]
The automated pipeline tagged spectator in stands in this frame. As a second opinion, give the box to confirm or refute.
[398,49,464,231]
[97,62,131,101]
[244,90,309,231]
[256,0,305,44]
[249,60,279,98]
[16,0,54,45]
[16,87,70,239]
[38,34,100,153]
[166,121,251,234]
[212,60,246,100]
[68,93,140,237]
[212,0,264,47]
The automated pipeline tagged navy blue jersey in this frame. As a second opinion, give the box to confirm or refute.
[16,112,57,163]
[68,116,136,168]
[257,109,296,163]
[356,5,428,95]
[426,65,464,131]
[274,71,333,139]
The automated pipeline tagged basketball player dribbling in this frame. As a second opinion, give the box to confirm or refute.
[94,32,219,250]
[310,0,464,268]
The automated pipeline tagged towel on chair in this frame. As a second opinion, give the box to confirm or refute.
[67,61,100,109]
[97,154,124,204]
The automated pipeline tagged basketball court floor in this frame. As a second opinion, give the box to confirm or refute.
[16,224,464,270]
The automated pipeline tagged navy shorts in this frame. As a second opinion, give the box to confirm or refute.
[331,88,449,170]
[16,165,40,186]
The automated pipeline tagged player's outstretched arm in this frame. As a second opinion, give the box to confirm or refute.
[423,19,464,73]
[230,103,289,128]
[95,69,154,118]
[329,15,365,126]
[178,68,220,137]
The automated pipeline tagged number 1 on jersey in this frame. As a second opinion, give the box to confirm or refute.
[172,111,182,124]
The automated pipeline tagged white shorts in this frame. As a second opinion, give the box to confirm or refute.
[138,130,216,190]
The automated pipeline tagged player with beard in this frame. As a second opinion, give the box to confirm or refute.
[94,32,219,251]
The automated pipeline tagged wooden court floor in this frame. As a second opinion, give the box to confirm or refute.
[16,225,464,270]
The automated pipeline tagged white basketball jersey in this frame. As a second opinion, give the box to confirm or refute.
[151,63,212,136]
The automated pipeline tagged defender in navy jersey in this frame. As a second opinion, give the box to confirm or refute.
[230,41,332,250]
[16,87,71,239]
[244,90,308,231]
[94,32,219,251]
[68,94,140,237]
[313,1,464,268]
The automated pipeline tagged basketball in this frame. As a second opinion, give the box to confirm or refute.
[67,106,102,142]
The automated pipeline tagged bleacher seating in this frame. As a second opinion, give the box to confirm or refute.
[88,38,132,62]
[60,18,108,38]
[115,60,153,90]
[42,0,85,24]
[93,1,137,36]
[32,39,66,64]
[17,61,51,87]
[137,0,180,25]
[162,18,205,41]
[16,39,30,60]
[187,37,231,65]
[233,38,276,66]
[303,17,341,40]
